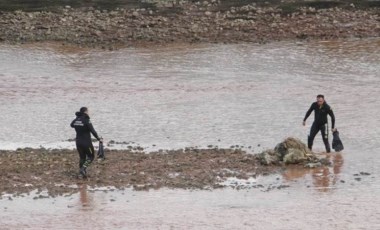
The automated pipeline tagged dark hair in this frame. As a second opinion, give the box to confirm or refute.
[80,107,88,113]
[316,94,324,99]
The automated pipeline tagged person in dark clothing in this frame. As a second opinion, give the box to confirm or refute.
[303,95,336,153]
[71,107,102,177]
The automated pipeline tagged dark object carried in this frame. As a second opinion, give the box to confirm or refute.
[332,130,344,152]
[97,141,105,159]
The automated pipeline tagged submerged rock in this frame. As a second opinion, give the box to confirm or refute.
[304,162,322,168]
[283,148,308,164]
[257,149,280,165]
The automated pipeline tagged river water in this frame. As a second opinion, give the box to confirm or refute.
[1,39,380,229]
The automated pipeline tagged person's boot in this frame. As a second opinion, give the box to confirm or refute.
[79,166,87,178]
[325,146,331,153]
[323,138,331,153]
[307,136,313,151]
[97,156,105,163]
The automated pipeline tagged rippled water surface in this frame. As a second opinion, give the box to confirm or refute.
[0,39,380,229]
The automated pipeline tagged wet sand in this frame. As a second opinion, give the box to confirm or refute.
[0,148,278,197]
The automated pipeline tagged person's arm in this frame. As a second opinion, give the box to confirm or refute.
[85,119,100,141]
[303,103,314,122]
[70,119,76,128]
[328,108,335,129]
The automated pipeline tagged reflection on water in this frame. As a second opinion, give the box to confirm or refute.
[283,153,344,193]
[78,184,94,210]
[1,173,380,230]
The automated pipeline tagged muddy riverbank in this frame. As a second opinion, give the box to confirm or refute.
[0,1,379,48]
[0,147,281,197]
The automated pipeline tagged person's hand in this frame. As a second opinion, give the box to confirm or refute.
[302,121,306,126]
[332,128,337,132]
[99,138,103,143]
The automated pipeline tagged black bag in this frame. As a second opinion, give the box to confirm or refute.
[97,141,105,159]
[332,130,344,152]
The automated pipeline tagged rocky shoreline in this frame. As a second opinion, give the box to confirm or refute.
[0,1,379,48]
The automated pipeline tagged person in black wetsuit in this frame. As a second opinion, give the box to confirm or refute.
[303,95,336,153]
[70,107,102,177]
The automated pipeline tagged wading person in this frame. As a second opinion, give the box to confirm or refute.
[71,107,102,177]
[303,95,336,153]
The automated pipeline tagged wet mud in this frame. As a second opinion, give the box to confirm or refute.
[0,147,278,197]
[1,145,369,198]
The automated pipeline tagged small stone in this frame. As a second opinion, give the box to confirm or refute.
[319,158,331,166]
[94,31,102,37]
[205,11,212,16]
[304,162,322,168]
[360,172,371,176]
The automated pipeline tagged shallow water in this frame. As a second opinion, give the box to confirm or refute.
[1,173,379,229]
[1,39,379,152]
[0,39,380,229]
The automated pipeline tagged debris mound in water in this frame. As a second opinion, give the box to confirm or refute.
[258,137,320,165]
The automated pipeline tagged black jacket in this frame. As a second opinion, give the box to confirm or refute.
[70,112,100,147]
[304,102,335,128]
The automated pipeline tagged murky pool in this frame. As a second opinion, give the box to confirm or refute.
[0,39,380,229]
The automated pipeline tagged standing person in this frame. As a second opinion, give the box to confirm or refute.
[303,95,336,153]
[71,107,102,177]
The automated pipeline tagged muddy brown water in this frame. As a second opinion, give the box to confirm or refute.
[1,39,380,229]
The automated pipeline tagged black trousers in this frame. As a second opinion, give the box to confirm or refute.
[308,122,331,153]
[76,144,95,168]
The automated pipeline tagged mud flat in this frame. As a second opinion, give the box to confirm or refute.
[0,147,279,197]
[0,0,379,48]
[0,137,342,197]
